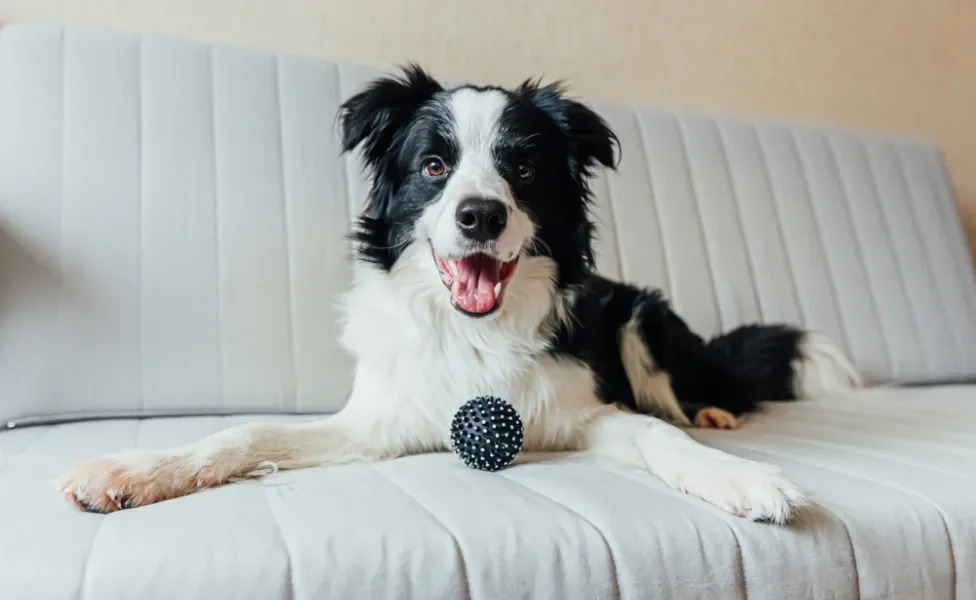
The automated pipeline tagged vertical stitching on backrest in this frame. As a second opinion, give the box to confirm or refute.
[597,163,625,281]
[274,56,299,412]
[632,109,674,296]
[824,134,895,378]
[892,148,963,369]
[924,149,976,372]
[715,121,764,322]
[209,47,225,412]
[925,150,976,325]
[785,129,857,366]
[137,37,146,414]
[674,112,723,333]
[928,149,976,279]
[55,26,67,413]
[752,124,808,325]
[857,138,928,374]
[336,65,359,230]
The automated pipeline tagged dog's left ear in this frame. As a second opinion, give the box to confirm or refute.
[517,80,619,181]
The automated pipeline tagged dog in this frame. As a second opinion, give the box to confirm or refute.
[58,66,861,524]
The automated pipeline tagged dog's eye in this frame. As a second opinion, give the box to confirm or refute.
[516,163,535,183]
[422,157,448,179]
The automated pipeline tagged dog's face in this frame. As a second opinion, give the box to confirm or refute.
[339,66,617,317]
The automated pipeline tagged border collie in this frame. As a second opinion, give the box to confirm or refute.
[59,66,861,524]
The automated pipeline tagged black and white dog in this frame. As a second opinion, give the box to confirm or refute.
[60,66,860,524]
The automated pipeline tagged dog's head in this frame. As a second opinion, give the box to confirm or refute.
[339,65,617,318]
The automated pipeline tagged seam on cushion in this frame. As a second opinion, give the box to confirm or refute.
[368,464,471,600]
[891,147,962,370]
[818,505,861,599]
[498,473,621,599]
[0,425,64,478]
[674,112,724,333]
[597,170,625,282]
[726,436,958,600]
[776,398,976,426]
[79,510,108,600]
[787,389,976,416]
[752,124,808,326]
[273,56,299,412]
[603,465,749,600]
[750,406,976,446]
[749,429,973,479]
[209,46,226,412]
[786,129,859,370]
[707,443,866,599]
[715,121,764,322]
[753,414,976,464]
[632,109,675,296]
[823,135,895,377]
[80,420,145,600]
[133,418,146,449]
[260,482,296,600]
[857,137,928,374]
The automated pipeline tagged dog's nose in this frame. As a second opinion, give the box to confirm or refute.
[455,198,508,242]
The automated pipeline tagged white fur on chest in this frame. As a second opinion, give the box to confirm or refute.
[338,248,609,454]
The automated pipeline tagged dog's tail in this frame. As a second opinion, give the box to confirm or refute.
[707,325,862,402]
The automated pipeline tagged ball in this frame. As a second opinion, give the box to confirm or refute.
[450,396,524,472]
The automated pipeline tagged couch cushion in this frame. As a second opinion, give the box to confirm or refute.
[2,22,976,426]
[1,386,973,600]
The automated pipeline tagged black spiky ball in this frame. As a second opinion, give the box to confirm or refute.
[450,396,524,472]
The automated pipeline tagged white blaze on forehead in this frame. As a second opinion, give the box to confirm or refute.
[445,88,510,201]
[420,86,535,266]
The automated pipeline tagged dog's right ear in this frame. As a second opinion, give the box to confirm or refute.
[339,64,443,167]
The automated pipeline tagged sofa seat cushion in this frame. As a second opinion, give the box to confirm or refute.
[1,386,973,600]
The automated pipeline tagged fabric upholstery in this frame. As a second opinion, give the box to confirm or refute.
[1,385,973,599]
[2,22,975,600]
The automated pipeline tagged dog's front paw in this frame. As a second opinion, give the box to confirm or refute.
[665,459,807,524]
[58,452,193,513]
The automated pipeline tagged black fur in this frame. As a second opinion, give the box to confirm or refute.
[550,276,806,422]
[339,65,809,425]
[339,64,445,270]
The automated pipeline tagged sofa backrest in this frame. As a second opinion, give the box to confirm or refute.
[2,23,974,427]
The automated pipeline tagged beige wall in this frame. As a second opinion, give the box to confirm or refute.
[2,0,974,255]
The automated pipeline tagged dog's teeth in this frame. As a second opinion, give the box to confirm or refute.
[494,282,502,297]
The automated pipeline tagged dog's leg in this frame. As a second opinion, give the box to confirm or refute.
[57,415,379,513]
[586,409,807,524]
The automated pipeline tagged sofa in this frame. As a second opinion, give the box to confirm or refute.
[1,22,975,600]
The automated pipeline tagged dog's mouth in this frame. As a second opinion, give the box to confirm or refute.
[433,251,519,316]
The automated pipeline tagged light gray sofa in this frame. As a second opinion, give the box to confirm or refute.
[1,22,975,600]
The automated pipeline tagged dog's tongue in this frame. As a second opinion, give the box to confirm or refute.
[451,255,502,313]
